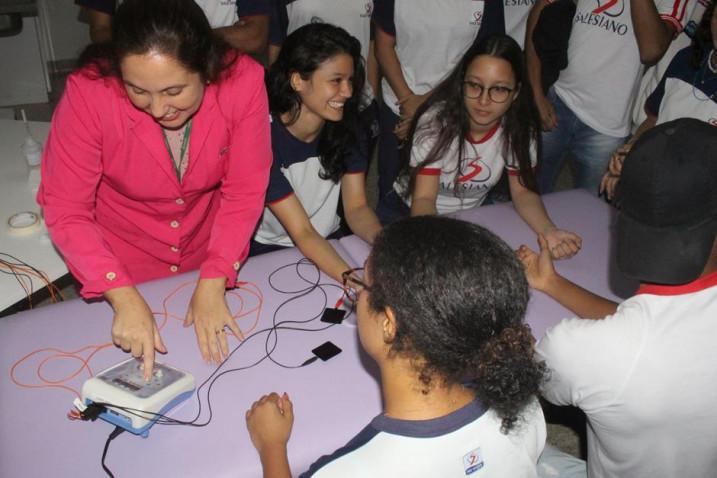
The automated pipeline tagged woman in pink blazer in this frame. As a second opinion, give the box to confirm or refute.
[37,0,272,378]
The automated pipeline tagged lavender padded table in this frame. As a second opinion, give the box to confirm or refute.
[1,242,378,478]
[0,189,635,477]
[339,189,637,340]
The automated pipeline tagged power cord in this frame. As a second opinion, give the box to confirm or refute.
[78,258,349,474]
[101,426,125,477]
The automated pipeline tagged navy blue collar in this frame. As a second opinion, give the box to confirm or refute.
[370,399,487,438]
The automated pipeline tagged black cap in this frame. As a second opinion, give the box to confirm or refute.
[615,118,717,285]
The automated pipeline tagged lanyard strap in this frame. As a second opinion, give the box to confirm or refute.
[162,120,192,182]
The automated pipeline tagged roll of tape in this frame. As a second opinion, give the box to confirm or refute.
[7,211,42,236]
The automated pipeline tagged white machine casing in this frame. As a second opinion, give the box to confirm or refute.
[81,358,195,437]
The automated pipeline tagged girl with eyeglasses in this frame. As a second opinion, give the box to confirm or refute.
[379,34,581,260]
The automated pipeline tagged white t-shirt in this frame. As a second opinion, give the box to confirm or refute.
[255,115,367,247]
[194,0,272,28]
[645,47,717,127]
[504,0,535,48]
[373,0,494,115]
[536,271,717,478]
[552,0,691,137]
[194,0,238,28]
[394,110,536,215]
[631,0,704,129]
[300,398,546,478]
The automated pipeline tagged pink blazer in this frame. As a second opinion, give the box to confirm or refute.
[37,55,272,298]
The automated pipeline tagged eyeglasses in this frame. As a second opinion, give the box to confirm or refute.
[462,80,514,103]
[342,267,369,303]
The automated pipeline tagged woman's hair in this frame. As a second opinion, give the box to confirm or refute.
[77,0,236,82]
[400,34,540,197]
[367,216,546,433]
[267,23,365,183]
[690,2,716,69]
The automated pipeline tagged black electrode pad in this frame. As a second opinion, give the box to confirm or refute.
[312,341,342,361]
[320,308,347,324]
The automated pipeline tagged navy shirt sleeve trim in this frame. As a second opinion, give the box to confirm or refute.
[645,47,692,117]
[372,0,396,36]
[237,0,273,17]
[269,0,288,45]
[298,424,381,478]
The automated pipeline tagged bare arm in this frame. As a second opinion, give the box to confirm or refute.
[341,173,382,244]
[258,447,292,478]
[374,25,412,102]
[374,25,428,138]
[214,15,270,55]
[410,174,439,216]
[509,174,555,235]
[83,7,113,43]
[631,0,677,65]
[599,113,657,198]
[630,113,658,144]
[509,174,582,259]
[524,0,557,130]
[366,40,380,99]
[268,195,351,283]
[517,235,618,320]
[267,44,281,66]
[246,393,294,478]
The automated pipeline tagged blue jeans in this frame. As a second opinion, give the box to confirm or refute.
[538,89,628,195]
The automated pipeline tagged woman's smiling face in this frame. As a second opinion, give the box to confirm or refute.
[292,53,354,125]
[120,50,205,130]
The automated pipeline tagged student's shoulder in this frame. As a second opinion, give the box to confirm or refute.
[664,46,696,76]
[538,297,651,360]
[300,423,382,477]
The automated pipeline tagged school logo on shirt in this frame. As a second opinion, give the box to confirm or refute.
[310,15,324,24]
[573,0,629,36]
[462,447,484,475]
[458,156,491,184]
[504,0,535,6]
[360,2,373,17]
[469,10,484,25]
[591,0,624,16]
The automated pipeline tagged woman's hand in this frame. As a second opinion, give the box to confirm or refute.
[106,286,167,380]
[543,226,582,260]
[599,142,633,200]
[517,234,557,292]
[246,392,294,455]
[184,277,243,363]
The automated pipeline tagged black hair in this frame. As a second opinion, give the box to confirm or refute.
[690,2,716,69]
[400,34,540,198]
[266,23,365,183]
[367,216,546,433]
[77,0,236,82]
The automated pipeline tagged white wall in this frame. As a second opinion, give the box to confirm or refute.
[40,0,90,62]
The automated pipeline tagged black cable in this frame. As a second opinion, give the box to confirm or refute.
[0,252,66,304]
[101,426,125,477]
[0,261,35,297]
[89,258,351,435]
